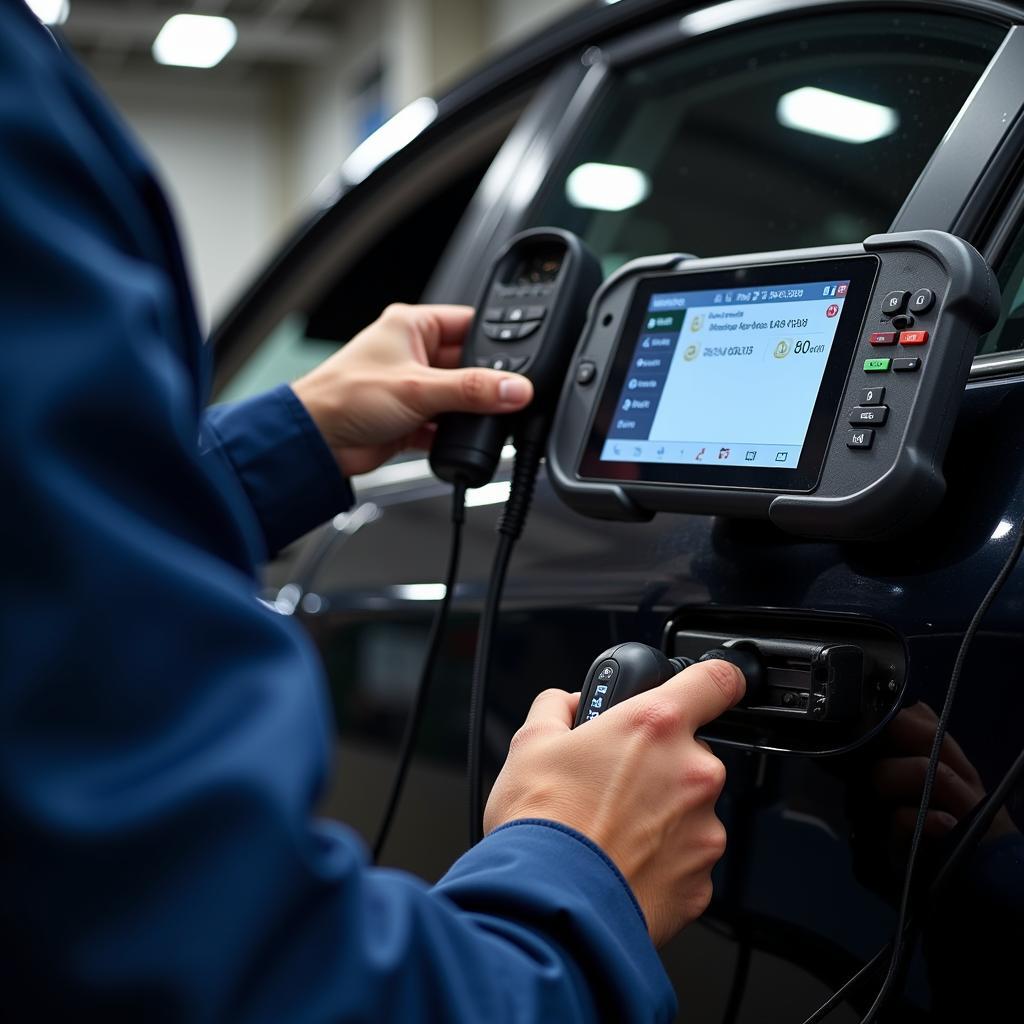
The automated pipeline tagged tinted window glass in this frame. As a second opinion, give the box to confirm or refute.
[532,12,1003,275]
[979,220,1024,355]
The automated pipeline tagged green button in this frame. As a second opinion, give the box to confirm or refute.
[864,358,890,372]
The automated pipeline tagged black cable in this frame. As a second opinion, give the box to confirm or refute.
[467,531,515,847]
[372,482,466,863]
[802,741,1024,1024]
[467,419,547,847]
[802,509,1024,1024]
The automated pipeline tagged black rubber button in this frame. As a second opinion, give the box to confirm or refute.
[909,288,934,314]
[847,429,874,449]
[516,320,542,339]
[860,386,885,406]
[576,361,597,385]
[849,405,888,426]
[881,290,909,316]
[892,357,921,372]
[890,313,915,331]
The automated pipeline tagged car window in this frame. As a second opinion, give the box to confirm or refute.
[530,11,1004,276]
[214,119,511,403]
[978,221,1024,355]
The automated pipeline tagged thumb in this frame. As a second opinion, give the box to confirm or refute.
[522,688,580,734]
[415,366,534,418]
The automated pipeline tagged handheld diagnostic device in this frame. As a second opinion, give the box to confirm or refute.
[431,228,601,488]
[548,232,999,539]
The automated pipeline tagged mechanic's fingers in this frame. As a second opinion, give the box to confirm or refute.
[652,659,745,731]
[404,424,437,452]
[871,756,981,819]
[413,366,534,417]
[891,806,958,844]
[523,688,579,732]
[387,303,474,359]
[885,705,982,784]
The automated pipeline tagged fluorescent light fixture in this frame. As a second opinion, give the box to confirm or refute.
[342,97,438,186]
[776,87,899,144]
[566,162,651,212]
[153,14,238,69]
[465,481,512,508]
[26,0,69,24]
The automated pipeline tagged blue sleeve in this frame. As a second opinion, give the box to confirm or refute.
[201,386,355,557]
[0,7,676,1022]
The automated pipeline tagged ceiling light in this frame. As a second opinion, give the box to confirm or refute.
[565,162,651,212]
[341,97,439,186]
[153,14,238,69]
[25,0,69,25]
[777,87,899,144]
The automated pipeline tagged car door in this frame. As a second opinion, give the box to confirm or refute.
[217,2,1024,1020]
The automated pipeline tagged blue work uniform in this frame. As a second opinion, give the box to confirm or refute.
[0,4,675,1020]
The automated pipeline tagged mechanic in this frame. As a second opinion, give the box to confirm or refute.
[0,4,745,1020]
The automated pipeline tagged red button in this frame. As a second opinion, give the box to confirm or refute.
[870,331,898,346]
[899,330,929,346]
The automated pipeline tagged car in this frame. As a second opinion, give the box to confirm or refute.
[210,1,1024,1020]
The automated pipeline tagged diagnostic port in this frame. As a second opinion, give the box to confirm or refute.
[665,609,905,755]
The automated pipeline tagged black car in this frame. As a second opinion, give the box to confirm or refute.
[210,1,1024,1020]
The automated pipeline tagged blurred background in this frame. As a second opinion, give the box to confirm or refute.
[33,0,589,328]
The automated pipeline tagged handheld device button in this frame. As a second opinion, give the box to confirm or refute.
[508,355,530,372]
[506,306,527,322]
[847,429,875,449]
[892,357,921,372]
[890,313,915,331]
[576,360,597,385]
[899,329,929,345]
[909,287,934,314]
[849,405,888,426]
[869,331,898,346]
[864,358,890,372]
[516,320,542,339]
[583,660,619,719]
[482,322,518,341]
[860,387,885,406]
[484,306,505,322]
[881,290,909,315]
[524,305,547,321]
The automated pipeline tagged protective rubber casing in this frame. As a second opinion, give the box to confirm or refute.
[548,232,1000,540]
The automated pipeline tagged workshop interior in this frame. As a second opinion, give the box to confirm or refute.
[16,1,1024,1021]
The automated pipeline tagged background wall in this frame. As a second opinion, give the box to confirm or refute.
[54,0,588,329]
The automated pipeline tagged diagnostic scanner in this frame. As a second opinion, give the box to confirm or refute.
[548,231,999,539]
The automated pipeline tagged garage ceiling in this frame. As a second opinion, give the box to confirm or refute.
[57,0,345,71]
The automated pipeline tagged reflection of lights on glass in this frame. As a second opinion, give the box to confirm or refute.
[992,519,1014,540]
[273,583,302,615]
[153,15,238,68]
[393,583,448,601]
[341,97,438,185]
[465,481,512,508]
[566,163,651,212]
[26,0,69,24]
[776,87,899,144]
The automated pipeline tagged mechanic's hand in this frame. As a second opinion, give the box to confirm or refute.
[871,702,1016,849]
[484,660,745,947]
[292,303,534,476]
